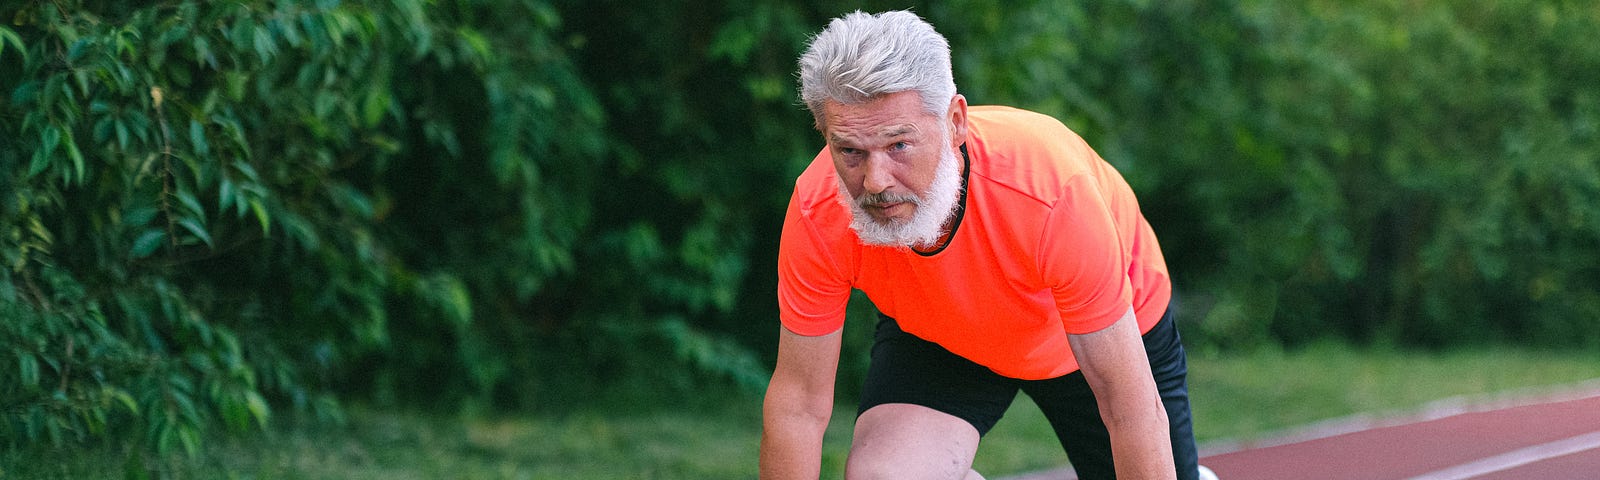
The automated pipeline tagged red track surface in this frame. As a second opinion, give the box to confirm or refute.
[1004,385,1600,480]
[1202,394,1600,480]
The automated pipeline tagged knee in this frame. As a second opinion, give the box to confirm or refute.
[843,449,899,480]
[845,449,976,480]
[842,458,884,480]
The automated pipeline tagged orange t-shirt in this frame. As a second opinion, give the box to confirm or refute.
[776,105,1171,380]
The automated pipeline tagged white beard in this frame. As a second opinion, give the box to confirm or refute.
[836,141,963,248]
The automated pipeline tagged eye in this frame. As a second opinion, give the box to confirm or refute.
[835,147,865,167]
[889,141,909,151]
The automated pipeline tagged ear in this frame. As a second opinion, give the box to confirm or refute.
[946,94,969,148]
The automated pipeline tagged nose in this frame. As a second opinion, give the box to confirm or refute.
[862,154,896,195]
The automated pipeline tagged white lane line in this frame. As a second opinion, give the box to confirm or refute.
[1405,430,1600,480]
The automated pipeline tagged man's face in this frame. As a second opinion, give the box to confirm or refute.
[822,90,967,247]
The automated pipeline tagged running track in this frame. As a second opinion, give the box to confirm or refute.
[1004,380,1600,480]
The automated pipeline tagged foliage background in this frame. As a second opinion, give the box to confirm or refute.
[3,0,1598,458]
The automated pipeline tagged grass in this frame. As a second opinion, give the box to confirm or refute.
[7,403,776,480]
[6,344,1598,479]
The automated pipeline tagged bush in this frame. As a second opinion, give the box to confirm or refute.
[0,0,611,453]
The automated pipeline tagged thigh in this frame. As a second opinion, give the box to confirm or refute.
[856,314,1018,435]
[848,403,982,479]
[851,315,1017,478]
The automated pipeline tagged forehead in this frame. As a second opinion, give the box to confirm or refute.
[822,91,936,145]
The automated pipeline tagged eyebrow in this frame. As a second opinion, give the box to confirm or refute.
[830,124,920,146]
[882,125,917,138]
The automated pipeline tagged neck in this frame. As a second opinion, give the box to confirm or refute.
[909,144,969,255]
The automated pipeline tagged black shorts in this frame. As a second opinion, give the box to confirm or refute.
[857,307,1200,480]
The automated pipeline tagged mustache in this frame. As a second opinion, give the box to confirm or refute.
[856,191,922,208]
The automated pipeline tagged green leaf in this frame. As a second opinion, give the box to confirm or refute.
[245,390,270,429]
[16,351,40,388]
[362,89,388,127]
[41,125,60,158]
[233,159,261,183]
[193,36,214,69]
[0,26,28,63]
[26,216,53,247]
[218,178,236,214]
[331,184,374,218]
[188,119,208,155]
[178,426,200,457]
[455,27,492,66]
[125,206,159,227]
[73,69,90,99]
[27,149,49,178]
[224,71,247,101]
[108,387,140,414]
[93,116,113,143]
[219,116,250,155]
[427,275,473,328]
[155,421,175,454]
[171,389,199,424]
[178,218,213,248]
[275,16,304,47]
[249,199,270,236]
[115,27,140,58]
[115,119,130,150]
[252,25,275,61]
[280,212,320,249]
[175,190,205,220]
[366,134,401,154]
[66,38,91,63]
[131,229,166,258]
[64,132,85,184]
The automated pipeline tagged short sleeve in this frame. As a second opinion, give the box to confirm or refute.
[1038,174,1135,334]
[776,192,852,336]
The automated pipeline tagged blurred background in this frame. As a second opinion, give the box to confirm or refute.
[3,0,1598,478]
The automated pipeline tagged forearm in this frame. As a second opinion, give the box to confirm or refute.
[759,388,832,479]
[761,326,842,478]
[1102,393,1175,479]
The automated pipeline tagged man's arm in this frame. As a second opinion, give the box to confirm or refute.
[760,325,843,479]
[1068,307,1176,480]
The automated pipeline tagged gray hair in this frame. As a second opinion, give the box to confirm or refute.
[798,10,957,127]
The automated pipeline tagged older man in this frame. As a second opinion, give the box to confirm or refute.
[760,10,1205,480]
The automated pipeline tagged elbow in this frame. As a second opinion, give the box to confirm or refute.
[764,379,834,424]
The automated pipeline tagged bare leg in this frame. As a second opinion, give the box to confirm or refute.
[846,403,983,480]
